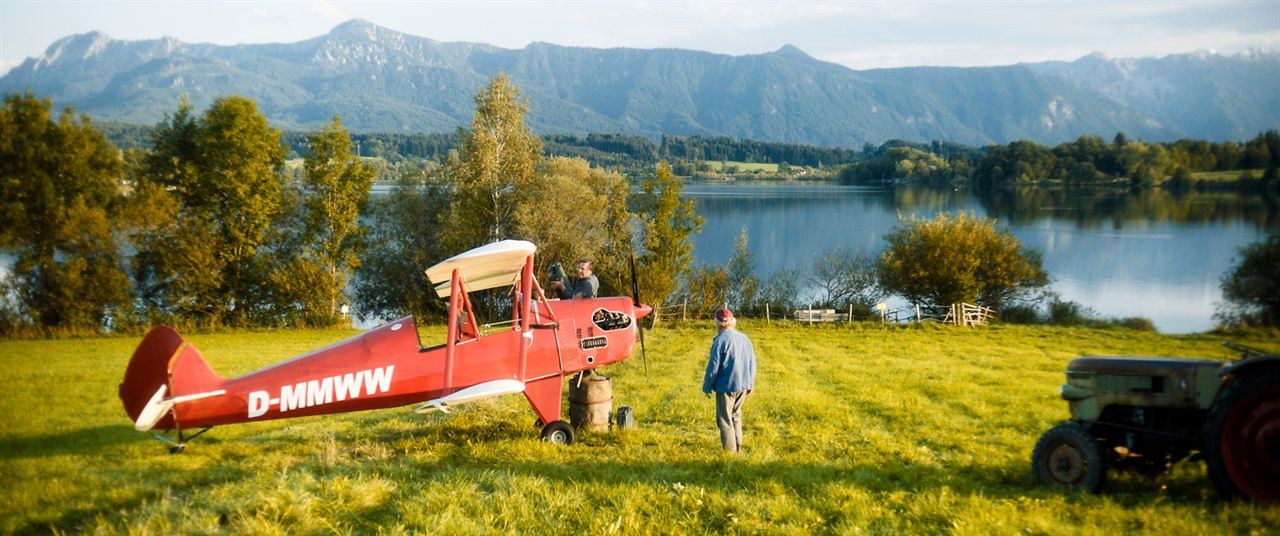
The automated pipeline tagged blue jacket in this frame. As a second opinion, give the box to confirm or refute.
[702,329,757,394]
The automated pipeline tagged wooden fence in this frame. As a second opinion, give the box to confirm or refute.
[650,300,995,326]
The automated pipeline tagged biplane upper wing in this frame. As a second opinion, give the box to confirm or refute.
[424,239,537,298]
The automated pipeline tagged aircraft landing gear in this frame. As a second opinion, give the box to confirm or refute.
[540,420,575,445]
[149,426,212,454]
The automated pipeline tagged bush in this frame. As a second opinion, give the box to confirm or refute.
[1114,317,1157,332]
[1048,298,1096,326]
[998,303,1041,324]
[1215,233,1280,327]
[877,212,1048,309]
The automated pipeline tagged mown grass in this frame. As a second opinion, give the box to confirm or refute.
[1,323,1277,534]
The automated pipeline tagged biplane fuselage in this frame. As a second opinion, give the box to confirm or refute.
[120,240,650,444]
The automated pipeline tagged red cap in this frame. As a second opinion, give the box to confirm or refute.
[714,307,734,321]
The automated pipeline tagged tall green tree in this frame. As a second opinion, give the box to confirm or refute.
[581,160,634,299]
[134,96,286,327]
[680,263,730,317]
[634,163,703,308]
[438,76,638,304]
[877,212,1047,309]
[442,74,543,252]
[0,91,130,333]
[516,156,636,295]
[270,117,375,326]
[726,227,760,311]
[354,168,452,322]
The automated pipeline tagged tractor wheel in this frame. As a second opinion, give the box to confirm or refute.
[540,420,575,445]
[1203,368,1280,504]
[1031,421,1107,493]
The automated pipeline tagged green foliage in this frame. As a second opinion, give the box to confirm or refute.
[971,131,1280,190]
[659,135,862,169]
[973,140,1059,187]
[634,163,704,308]
[808,246,882,313]
[441,74,543,252]
[0,91,130,333]
[1048,297,1097,326]
[518,157,634,298]
[1116,140,1173,186]
[877,212,1048,309]
[755,269,804,315]
[349,78,655,322]
[999,295,1157,331]
[517,158,616,290]
[839,141,974,185]
[269,117,375,327]
[3,326,1278,533]
[725,228,760,311]
[680,263,731,317]
[354,169,452,322]
[132,96,287,327]
[1216,233,1280,327]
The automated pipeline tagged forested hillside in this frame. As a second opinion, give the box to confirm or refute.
[5,20,1277,146]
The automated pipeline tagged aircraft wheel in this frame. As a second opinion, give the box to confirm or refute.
[169,444,186,455]
[1031,421,1106,493]
[541,420,575,445]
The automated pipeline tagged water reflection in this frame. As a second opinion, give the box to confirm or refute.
[685,181,1277,333]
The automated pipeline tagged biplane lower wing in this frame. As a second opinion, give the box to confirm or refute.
[415,379,526,413]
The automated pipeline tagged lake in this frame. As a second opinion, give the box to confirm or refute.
[684,181,1278,333]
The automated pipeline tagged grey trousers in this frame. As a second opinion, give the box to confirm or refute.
[715,390,748,452]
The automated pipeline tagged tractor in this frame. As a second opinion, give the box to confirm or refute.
[1031,343,1279,504]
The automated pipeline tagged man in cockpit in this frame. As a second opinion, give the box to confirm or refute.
[551,258,598,299]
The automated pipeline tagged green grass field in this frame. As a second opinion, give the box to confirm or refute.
[1190,169,1266,182]
[705,160,781,173]
[1,323,1277,534]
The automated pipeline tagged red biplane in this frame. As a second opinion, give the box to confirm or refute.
[120,240,651,451]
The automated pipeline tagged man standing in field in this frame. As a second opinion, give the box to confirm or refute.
[702,307,757,453]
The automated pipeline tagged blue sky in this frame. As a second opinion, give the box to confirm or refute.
[2,0,1277,75]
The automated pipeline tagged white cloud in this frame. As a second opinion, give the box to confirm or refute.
[0,59,20,77]
[309,1,349,24]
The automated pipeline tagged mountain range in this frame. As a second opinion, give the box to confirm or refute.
[3,19,1277,147]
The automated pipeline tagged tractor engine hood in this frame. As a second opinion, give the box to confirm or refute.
[1061,356,1227,414]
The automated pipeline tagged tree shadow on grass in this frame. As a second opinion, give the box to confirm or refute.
[0,424,144,460]
[396,451,1222,509]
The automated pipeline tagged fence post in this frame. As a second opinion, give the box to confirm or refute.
[765,302,770,325]
[847,303,853,324]
[682,299,687,322]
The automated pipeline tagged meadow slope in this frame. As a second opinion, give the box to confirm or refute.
[1,323,1277,534]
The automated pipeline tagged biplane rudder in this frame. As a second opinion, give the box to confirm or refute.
[120,325,224,430]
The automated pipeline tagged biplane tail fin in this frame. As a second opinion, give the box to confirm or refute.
[120,326,225,431]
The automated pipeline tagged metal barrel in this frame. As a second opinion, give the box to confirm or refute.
[568,373,612,432]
